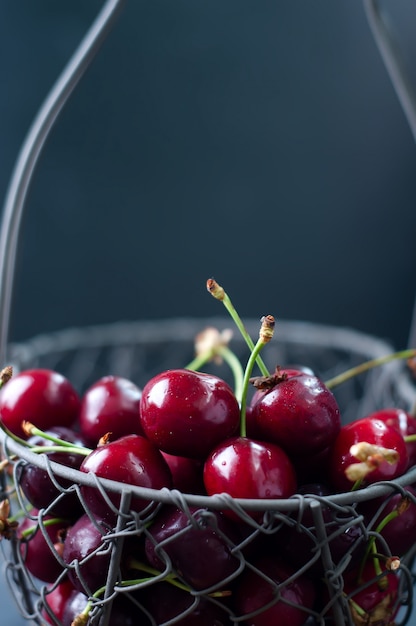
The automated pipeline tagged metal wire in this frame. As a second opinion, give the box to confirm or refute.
[0,0,126,367]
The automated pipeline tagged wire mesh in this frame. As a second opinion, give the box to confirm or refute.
[0,318,415,626]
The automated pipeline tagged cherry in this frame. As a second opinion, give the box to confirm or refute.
[139,369,240,459]
[78,375,144,445]
[62,513,112,594]
[0,368,80,439]
[343,560,400,625]
[252,371,341,457]
[18,510,69,583]
[143,505,241,591]
[362,485,416,557]
[233,554,316,626]
[42,579,77,625]
[79,433,173,523]
[18,425,90,518]
[160,451,205,494]
[203,436,297,521]
[365,407,416,469]
[329,417,409,492]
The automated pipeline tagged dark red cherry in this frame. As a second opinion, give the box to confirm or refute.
[343,560,400,625]
[62,513,112,594]
[42,579,77,625]
[233,554,316,626]
[19,426,89,518]
[79,434,172,523]
[329,417,409,492]
[160,451,205,494]
[78,375,144,445]
[18,510,69,583]
[252,371,341,456]
[203,436,297,520]
[144,505,240,590]
[363,486,416,557]
[139,369,240,459]
[366,407,416,468]
[0,368,80,439]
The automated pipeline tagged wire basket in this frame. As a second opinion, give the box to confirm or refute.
[1,2,416,626]
[0,318,416,626]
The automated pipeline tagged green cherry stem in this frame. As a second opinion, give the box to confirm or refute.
[240,315,275,438]
[324,348,416,390]
[206,278,270,377]
[186,344,245,403]
[21,421,92,456]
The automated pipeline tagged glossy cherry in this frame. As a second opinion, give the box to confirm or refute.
[362,485,416,557]
[62,513,112,594]
[252,371,341,456]
[42,579,77,625]
[0,368,80,439]
[365,407,416,469]
[329,417,409,492]
[203,436,297,520]
[79,434,172,523]
[19,425,90,518]
[78,375,144,445]
[18,510,69,583]
[139,369,240,459]
[160,451,205,494]
[144,505,241,590]
[343,560,400,625]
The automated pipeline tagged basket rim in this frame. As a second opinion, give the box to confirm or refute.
[2,429,416,513]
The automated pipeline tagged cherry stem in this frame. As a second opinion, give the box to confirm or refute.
[20,516,68,539]
[240,315,275,438]
[72,559,231,626]
[324,348,416,389]
[357,507,400,583]
[186,345,245,403]
[21,422,92,456]
[127,558,231,597]
[0,366,13,388]
[206,278,270,377]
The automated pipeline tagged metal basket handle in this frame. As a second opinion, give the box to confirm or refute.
[0,0,125,366]
[363,0,416,348]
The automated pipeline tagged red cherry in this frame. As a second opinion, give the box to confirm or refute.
[160,451,205,494]
[144,505,241,590]
[78,375,144,445]
[42,579,78,625]
[252,372,341,456]
[203,436,297,520]
[139,369,240,459]
[343,560,400,625]
[329,417,409,492]
[0,368,80,439]
[79,434,173,522]
[365,407,416,469]
[18,510,69,583]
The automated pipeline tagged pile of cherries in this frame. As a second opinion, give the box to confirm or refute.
[0,316,416,626]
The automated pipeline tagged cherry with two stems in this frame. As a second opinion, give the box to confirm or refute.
[203,316,297,520]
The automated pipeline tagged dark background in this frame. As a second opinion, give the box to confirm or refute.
[1,0,416,352]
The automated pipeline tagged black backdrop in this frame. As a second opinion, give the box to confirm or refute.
[1,0,416,350]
